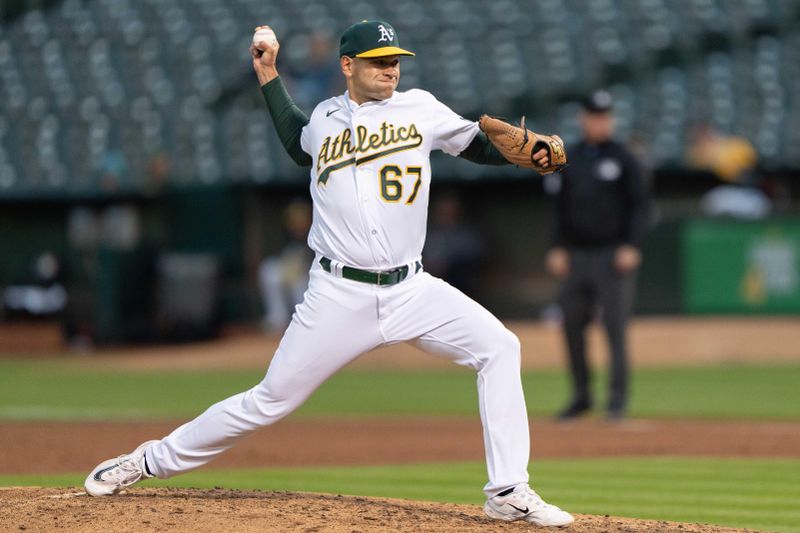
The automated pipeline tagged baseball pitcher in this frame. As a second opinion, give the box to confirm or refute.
[85,20,573,527]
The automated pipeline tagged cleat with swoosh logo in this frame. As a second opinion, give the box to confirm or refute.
[484,483,574,527]
[84,440,158,496]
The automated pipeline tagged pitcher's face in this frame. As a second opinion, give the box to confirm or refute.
[342,55,400,104]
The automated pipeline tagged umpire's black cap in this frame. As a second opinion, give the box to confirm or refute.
[582,89,614,113]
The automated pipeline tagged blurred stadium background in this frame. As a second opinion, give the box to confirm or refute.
[1,0,800,346]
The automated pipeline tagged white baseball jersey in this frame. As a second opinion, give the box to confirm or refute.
[300,89,479,270]
[145,85,533,501]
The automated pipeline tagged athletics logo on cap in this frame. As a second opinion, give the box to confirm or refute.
[339,20,415,58]
[377,24,394,43]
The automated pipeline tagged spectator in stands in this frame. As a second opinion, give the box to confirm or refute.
[544,90,649,421]
[258,199,314,333]
[687,123,772,219]
[423,192,484,297]
[686,122,758,185]
[145,149,172,194]
[94,143,129,193]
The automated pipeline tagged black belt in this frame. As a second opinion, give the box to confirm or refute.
[319,257,421,286]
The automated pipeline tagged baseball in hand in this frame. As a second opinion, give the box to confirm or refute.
[252,27,277,50]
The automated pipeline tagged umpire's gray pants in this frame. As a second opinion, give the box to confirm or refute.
[559,246,636,411]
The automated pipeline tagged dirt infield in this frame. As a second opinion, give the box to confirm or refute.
[1,416,795,532]
[4,317,800,370]
[2,418,798,475]
[0,487,755,533]
[1,318,797,532]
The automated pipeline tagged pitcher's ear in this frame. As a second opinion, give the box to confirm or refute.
[342,55,357,75]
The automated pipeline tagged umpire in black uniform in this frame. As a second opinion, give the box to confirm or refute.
[545,90,649,420]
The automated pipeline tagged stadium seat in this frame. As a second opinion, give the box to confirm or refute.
[1,0,797,195]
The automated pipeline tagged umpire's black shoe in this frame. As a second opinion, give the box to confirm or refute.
[555,400,592,421]
[606,406,626,421]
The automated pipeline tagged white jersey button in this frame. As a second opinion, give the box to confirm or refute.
[371,230,378,235]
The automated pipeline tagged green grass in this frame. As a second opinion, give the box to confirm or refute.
[3,458,798,532]
[0,360,798,421]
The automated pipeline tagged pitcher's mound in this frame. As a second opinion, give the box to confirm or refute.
[1,487,751,532]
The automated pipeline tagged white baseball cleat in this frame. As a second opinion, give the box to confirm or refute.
[484,483,575,527]
[84,440,158,496]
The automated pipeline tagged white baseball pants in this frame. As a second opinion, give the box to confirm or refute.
[147,259,531,497]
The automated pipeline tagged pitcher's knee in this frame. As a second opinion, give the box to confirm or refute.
[502,328,521,355]
[248,379,301,422]
[505,329,522,360]
[482,328,521,369]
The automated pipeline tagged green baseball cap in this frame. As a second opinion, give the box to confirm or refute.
[339,20,415,58]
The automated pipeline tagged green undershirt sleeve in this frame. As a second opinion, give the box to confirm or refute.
[458,131,510,166]
[260,76,313,167]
